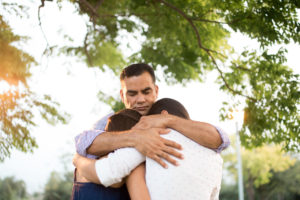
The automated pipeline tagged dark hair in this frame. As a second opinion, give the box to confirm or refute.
[148,98,190,120]
[105,109,142,131]
[120,63,156,83]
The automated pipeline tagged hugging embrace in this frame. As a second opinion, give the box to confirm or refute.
[72,63,230,200]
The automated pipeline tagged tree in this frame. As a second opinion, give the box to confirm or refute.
[223,137,296,200]
[0,0,299,161]
[0,176,28,200]
[64,0,299,151]
[257,160,300,199]
[0,2,69,161]
[43,171,73,200]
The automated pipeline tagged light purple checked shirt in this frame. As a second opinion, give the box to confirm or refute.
[75,112,230,159]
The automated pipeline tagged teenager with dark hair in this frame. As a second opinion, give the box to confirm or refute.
[72,109,142,200]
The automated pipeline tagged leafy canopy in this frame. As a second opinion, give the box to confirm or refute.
[0,3,69,161]
[68,0,299,151]
[0,0,299,161]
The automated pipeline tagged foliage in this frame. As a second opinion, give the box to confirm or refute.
[43,171,73,200]
[220,49,300,151]
[219,183,238,200]
[0,3,69,161]
[65,0,300,151]
[97,91,125,112]
[0,176,28,200]
[221,159,300,199]
[223,137,296,200]
[256,160,300,199]
[0,0,299,160]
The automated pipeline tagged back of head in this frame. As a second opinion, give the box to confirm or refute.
[105,109,142,131]
[148,98,190,120]
[120,63,156,83]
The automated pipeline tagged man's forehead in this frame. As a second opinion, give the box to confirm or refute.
[120,75,155,89]
[122,86,153,92]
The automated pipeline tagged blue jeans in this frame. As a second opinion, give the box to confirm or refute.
[71,170,130,200]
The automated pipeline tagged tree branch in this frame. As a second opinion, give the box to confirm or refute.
[83,32,93,67]
[208,52,257,101]
[156,0,256,102]
[77,0,100,18]
[38,0,50,55]
[155,0,217,54]
[190,17,227,24]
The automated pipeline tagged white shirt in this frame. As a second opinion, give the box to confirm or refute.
[146,130,223,200]
[95,130,223,199]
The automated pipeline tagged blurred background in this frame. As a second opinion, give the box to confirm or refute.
[0,0,299,199]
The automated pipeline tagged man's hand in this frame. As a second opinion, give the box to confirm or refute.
[133,113,170,130]
[131,128,183,168]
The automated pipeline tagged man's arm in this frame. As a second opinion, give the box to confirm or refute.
[75,112,183,167]
[87,128,182,168]
[135,113,229,151]
[75,113,113,158]
[167,115,222,149]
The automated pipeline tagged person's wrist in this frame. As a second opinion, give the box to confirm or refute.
[126,129,138,148]
[166,114,176,128]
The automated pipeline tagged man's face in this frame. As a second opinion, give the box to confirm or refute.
[120,72,158,115]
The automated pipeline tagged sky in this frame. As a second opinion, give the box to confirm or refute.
[0,0,299,194]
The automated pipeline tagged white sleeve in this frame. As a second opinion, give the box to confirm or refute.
[95,147,145,187]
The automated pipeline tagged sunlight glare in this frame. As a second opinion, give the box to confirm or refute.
[0,81,12,94]
[229,109,245,125]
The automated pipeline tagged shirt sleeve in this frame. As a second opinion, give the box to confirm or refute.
[74,113,114,158]
[95,147,145,187]
[213,126,230,153]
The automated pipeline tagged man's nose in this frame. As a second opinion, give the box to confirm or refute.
[136,94,146,103]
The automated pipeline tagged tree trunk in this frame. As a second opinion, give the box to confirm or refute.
[246,177,255,200]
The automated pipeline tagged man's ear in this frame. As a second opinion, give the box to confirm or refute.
[120,89,125,103]
[161,110,168,115]
[155,85,159,98]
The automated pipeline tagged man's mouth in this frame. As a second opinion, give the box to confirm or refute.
[135,106,148,111]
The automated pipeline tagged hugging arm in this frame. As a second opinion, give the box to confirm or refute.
[126,163,150,200]
[73,145,146,187]
[135,113,230,152]
[75,113,183,167]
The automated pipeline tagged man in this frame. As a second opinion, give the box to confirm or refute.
[75,63,229,169]
[73,98,223,199]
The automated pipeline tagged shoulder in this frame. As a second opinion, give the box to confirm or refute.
[93,112,114,130]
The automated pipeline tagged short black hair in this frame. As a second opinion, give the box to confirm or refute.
[105,109,142,131]
[148,98,190,120]
[120,63,156,83]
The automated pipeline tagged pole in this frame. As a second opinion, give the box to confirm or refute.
[236,121,244,200]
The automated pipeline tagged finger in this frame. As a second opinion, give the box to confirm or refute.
[164,146,184,159]
[161,110,168,115]
[151,154,168,169]
[163,138,182,150]
[158,128,171,135]
[159,151,179,166]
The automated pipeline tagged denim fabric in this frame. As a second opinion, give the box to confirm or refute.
[71,181,130,200]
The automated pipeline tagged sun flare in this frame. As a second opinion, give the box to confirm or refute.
[0,81,13,94]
